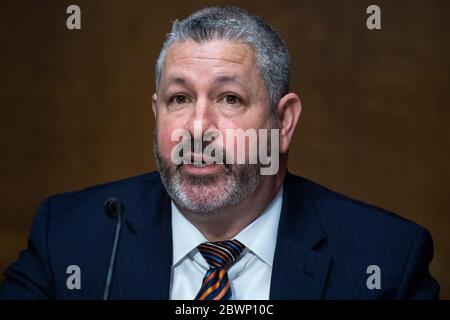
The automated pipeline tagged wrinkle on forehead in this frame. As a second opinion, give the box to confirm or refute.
[165,39,255,69]
[159,39,268,102]
[170,56,246,66]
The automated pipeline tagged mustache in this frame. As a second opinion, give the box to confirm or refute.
[177,139,232,170]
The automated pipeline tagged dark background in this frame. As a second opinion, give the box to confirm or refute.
[0,0,449,298]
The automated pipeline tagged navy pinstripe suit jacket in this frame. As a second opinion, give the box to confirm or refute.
[0,172,440,299]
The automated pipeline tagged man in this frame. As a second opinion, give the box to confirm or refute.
[0,6,439,299]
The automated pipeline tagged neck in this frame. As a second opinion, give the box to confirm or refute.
[176,169,286,241]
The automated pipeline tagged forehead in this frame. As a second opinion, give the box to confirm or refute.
[163,39,257,78]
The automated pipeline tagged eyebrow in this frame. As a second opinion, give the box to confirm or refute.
[215,75,251,92]
[214,75,240,84]
[166,76,188,86]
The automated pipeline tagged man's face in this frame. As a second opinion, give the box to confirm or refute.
[153,39,275,213]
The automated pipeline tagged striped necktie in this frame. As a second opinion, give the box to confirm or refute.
[194,239,245,300]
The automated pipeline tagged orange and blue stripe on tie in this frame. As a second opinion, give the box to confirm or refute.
[194,239,245,300]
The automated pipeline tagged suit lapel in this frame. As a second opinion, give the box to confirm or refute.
[270,173,332,299]
[116,175,173,299]
[113,172,331,299]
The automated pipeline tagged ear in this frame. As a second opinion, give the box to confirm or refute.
[151,93,158,118]
[276,93,302,154]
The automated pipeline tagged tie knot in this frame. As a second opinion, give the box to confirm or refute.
[197,239,245,269]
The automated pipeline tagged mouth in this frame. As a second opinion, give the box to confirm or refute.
[178,153,227,175]
[191,162,209,168]
[181,163,225,175]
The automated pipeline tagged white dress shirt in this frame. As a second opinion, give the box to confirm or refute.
[169,187,283,300]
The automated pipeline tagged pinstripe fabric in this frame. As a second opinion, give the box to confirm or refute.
[195,240,245,300]
[0,172,439,299]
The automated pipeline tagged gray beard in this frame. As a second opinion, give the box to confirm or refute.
[154,135,264,214]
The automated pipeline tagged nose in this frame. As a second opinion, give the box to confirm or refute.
[185,96,217,137]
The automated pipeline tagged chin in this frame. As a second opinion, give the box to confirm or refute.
[180,181,226,201]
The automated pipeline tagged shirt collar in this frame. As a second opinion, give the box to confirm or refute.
[171,202,208,267]
[171,186,283,268]
[233,186,283,267]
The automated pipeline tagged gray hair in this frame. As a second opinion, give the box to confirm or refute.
[155,6,290,108]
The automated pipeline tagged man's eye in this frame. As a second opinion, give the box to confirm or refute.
[171,95,188,104]
[222,95,241,105]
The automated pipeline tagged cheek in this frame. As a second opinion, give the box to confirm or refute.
[218,111,264,130]
[217,115,272,160]
[156,121,182,158]
[218,109,270,135]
